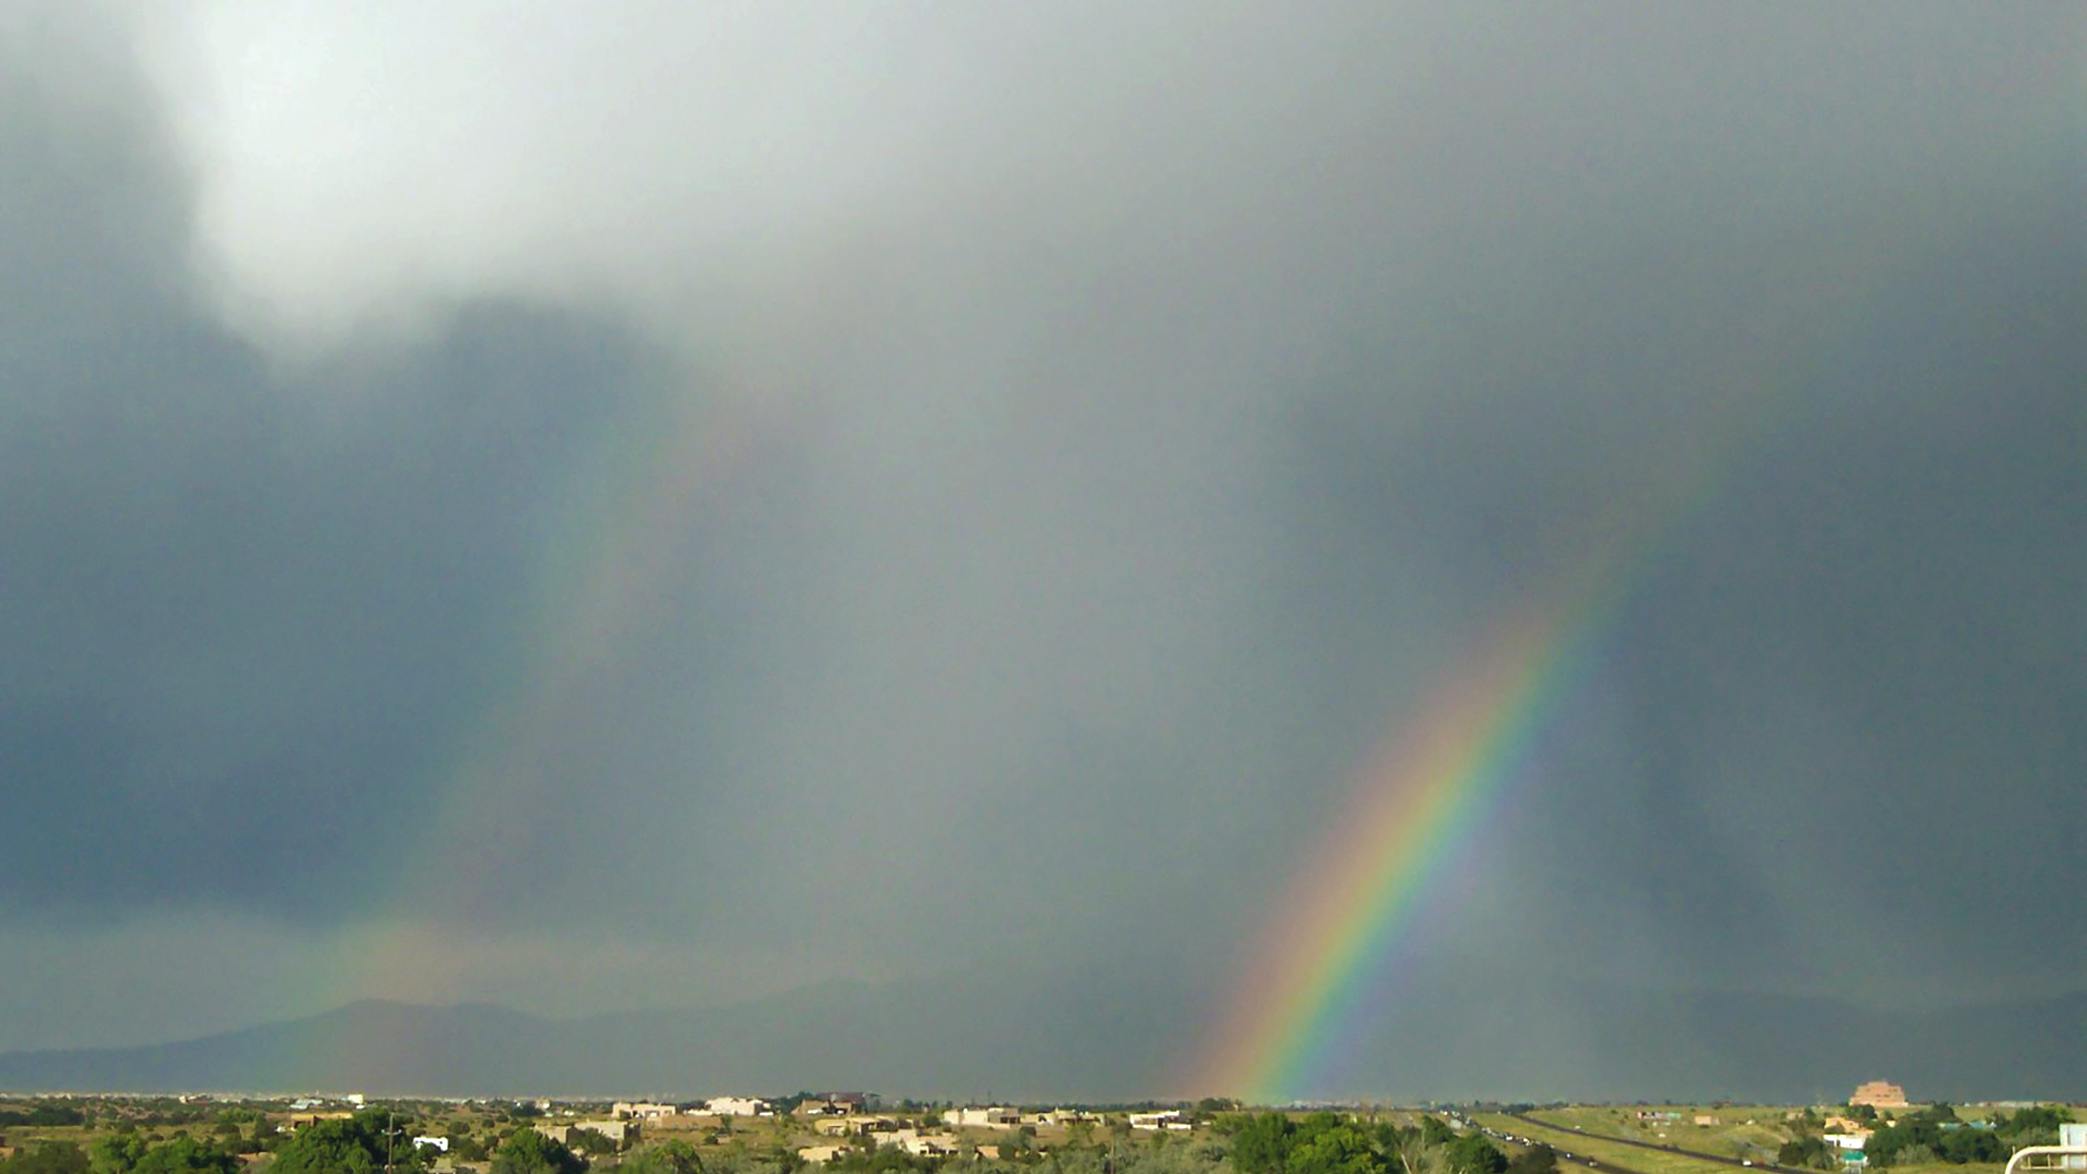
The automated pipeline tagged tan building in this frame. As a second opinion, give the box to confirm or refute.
[797,1096,870,1118]
[1851,1081,1908,1109]
[799,1146,849,1165]
[534,1121,635,1151]
[885,1130,963,1157]
[814,1117,896,1138]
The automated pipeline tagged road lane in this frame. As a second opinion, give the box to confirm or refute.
[1504,1112,1788,1174]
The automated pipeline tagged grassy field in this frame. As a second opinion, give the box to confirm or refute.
[1492,1106,2027,1174]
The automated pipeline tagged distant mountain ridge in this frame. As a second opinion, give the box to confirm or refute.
[0,971,2078,1103]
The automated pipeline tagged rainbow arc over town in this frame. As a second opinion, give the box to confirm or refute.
[1174,210,1962,1101]
[1185,537,1632,1103]
[1183,382,1792,1104]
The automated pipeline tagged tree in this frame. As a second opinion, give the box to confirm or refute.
[622,1141,704,1174]
[1997,1107,2071,1147]
[1505,1145,1557,1174]
[490,1130,586,1174]
[270,1114,425,1174]
[1940,1131,2003,1164]
[1286,1121,1384,1174]
[1231,1113,1294,1174]
[565,1130,618,1158]
[2,1143,89,1174]
[1376,1125,1433,1174]
[90,1135,149,1174]
[131,1139,239,1174]
[1443,1136,1504,1174]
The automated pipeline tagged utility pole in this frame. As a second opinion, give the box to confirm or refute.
[387,1109,395,1174]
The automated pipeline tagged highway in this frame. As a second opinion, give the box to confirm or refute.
[1467,1115,1642,1174]
[1499,1112,1791,1174]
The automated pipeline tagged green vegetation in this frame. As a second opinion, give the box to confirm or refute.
[1862,1104,2073,1168]
[622,1141,704,1174]
[1225,1110,1505,1174]
[0,1098,2079,1174]
[491,1129,586,1174]
[268,1114,426,1174]
[0,1144,89,1174]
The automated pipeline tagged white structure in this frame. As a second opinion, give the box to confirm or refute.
[1825,1135,1872,1152]
[799,1146,848,1165]
[1130,1111,1190,1132]
[706,1097,771,1117]
[944,1107,1021,1129]
[613,1103,679,1121]
[414,1137,451,1153]
[2004,1141,2087,1174]
[2059,1125,2087,1171]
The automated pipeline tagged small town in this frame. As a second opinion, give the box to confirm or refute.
[0,1083,2080,1174]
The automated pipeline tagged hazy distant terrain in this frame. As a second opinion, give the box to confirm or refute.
[0,968,2077,1102]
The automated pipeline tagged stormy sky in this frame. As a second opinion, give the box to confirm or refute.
[1,1,2079,1089]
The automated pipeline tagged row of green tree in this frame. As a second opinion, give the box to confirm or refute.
[1223,1112,1550,1174]
[1779,1103,2075,1169]
[1863,1105,2074,1169]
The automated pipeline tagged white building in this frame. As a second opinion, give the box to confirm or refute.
[1130,1111,1190,1132]
[414,1137,451,1153]
[2058,1123,2086,1170]
[613,1103,679,1121]
[943,1107,1021,1129]
[706,1097,771,1117]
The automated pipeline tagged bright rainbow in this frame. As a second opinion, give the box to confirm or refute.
[1185,549,1626,1102]
[1184,387,1780,1103]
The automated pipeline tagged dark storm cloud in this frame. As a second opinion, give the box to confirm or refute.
[0,12,669,921]
[0,2,2078,1069]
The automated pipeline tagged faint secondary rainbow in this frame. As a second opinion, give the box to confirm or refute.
[294,363,793,1033]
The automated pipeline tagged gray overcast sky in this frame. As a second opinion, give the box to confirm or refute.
[1,1,2079,1084]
